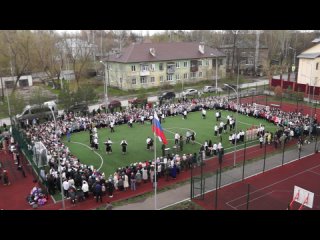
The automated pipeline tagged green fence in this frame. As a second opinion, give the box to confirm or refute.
[12,125,46,185]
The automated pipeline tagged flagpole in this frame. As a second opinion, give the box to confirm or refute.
[153,112,157,210]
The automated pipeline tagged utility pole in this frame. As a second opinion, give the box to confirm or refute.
[254,30,260,76]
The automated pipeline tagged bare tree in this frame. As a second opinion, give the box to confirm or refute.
[0,30,35,95]
[62,32,95,88]
[33,31,64,88]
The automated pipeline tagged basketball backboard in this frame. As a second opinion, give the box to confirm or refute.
[293,186,314,209]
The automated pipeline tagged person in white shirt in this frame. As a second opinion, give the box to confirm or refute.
[214,125,218,136]
[183,110,187,120]
[140,115,145,124]
[174,133,180,145]
[110,121,115,133]
[202,109,207,119]
[62,179,70,198]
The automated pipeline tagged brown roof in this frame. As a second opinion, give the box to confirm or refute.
[105,42,225,63]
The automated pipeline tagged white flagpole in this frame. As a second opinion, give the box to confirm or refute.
[153,112,157,210]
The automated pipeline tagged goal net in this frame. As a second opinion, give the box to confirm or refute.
[33,141,49,168]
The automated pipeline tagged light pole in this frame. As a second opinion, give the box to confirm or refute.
[210,53,218,94]
[289,47,297,81]
[99,61,109,111]
[49,106,65,210]
[224,83,239,167]
[309,63,315,138]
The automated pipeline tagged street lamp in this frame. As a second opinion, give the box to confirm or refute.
[289,47,297,81]
[224,83,239,167]
[48,106,65,210]
[99,61,109,111]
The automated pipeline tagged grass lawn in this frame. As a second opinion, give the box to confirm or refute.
[63,109,278,177]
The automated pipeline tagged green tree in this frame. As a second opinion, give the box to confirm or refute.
[29,87,52,106]
[8,91,25,116]
[74,84,97,105]
[58,82,74,110]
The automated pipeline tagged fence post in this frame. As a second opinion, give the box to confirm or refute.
[246,184,250,210]
[219,162,222,189]
[215,169,218,210]
[190,164,193,199]
[281,140,286,166]
[242,140,246,181]
[263,138,267,172]
[315,134,318,154]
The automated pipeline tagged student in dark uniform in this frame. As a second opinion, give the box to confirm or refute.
[120,139,128,154]
[161,143,166,157]
[104,138,113,154]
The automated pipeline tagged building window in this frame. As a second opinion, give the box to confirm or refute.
[205,60,209,66]
[150,77,155,83]
[159,63,163,71]
[141,64,149,71]
[316,63,319,70]
[198,60,202,66]
[191,72,196,78]
[176,62,180,68]
[199,72,203,78]
[183,61,188,67]
[132,78,136,85]
[176,74,180,80]
[150,64,155,71]
[131,65,136,72]
[160,76,164,82]
[212,59,216,66]
[140,76,147,84]
[167,74,173,81]
[218,59,223,66]
[183,73,188,79]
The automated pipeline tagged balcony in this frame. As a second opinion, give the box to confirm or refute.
[140,70,150,76]
[167,68,175,74]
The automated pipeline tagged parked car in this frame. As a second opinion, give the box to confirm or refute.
[66,103,89,115]
[182,88,198,96]
[159,91,176,101]
[16,101,57,122]
[203,86,223,93]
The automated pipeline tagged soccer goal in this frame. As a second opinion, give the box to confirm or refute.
[32,141,49,168]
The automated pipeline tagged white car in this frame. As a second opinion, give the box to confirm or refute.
[182,89,198,96]
[203,86,223,93]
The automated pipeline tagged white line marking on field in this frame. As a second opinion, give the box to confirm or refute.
[70,141,104,171]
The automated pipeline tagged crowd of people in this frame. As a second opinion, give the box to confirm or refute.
[9,94,318,206]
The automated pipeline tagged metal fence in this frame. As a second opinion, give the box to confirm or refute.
[190,133,319,209]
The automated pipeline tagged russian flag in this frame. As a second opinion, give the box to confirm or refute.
[152,112,168,145]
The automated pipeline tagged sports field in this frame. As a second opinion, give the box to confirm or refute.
[63,109,278,176]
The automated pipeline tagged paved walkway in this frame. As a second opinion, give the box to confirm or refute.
[113,140,319,210]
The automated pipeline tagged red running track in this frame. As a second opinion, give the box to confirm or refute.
[193,152,320,210]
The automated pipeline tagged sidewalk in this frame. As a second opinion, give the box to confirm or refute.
[113,141,319,210]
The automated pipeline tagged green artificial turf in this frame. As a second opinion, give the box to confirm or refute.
[63,109,278,177]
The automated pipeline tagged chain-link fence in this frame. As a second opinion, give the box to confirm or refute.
[190,133,317,209]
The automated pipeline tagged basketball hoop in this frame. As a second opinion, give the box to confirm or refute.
[299,193,310,210]
[290,186,314,210]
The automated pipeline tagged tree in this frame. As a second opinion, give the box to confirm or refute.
[61,32,95,88]
[33,31,64,88]
[274,86,283,98]
[29,87,52,106]
[58,82,74,110]
[0,30,36,95]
